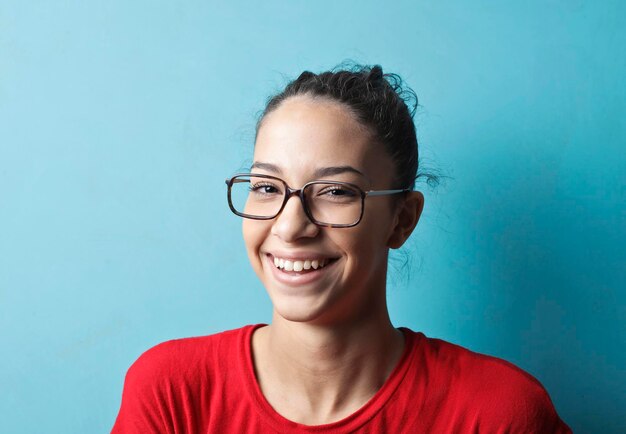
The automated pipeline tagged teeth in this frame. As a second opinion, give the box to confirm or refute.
[272,256,332,272]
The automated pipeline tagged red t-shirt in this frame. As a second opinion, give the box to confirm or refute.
[111,325,571,433]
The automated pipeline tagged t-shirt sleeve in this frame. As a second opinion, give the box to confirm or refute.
[110,343,181,434]
[493,379,571,433]
[423,336,572,433]
[467,357,573,433]
[522,391,572,434]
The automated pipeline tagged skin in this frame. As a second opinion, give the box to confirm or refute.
[244,95,424,425]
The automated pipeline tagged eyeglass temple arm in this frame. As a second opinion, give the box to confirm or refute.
[365,188,410,197]
[226,178,249,185]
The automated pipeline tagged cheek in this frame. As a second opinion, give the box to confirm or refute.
[338,223,390,268]
[356,204,395,247]
[242,220,266,263]
[343,206,396,269]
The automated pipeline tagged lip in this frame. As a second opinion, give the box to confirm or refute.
[266,250,338,261]
[264,253,340,286]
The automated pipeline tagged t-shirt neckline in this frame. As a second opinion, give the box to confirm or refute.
[238,324,417,433]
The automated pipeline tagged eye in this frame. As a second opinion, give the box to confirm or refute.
[250,182,282,195]
[317,185,359,201]
[327,187,353,196]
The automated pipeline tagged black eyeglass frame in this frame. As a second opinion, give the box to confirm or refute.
[225,173,410,228]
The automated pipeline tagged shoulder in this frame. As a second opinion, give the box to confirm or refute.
[432,337,547,394]
[406,331,571,432]
[112,325,261,433]
[123,325,251,389]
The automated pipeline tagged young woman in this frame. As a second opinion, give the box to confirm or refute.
[111,65,571,433]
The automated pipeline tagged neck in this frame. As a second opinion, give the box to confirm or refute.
[252,306,404,425]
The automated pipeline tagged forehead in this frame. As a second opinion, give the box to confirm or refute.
[254,96,393,185]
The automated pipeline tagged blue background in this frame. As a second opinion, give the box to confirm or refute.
[1,1,624,433]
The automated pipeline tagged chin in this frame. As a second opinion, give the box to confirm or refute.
[266,286,334,323]
[267,282,369,327]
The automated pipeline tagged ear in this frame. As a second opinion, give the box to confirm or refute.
[387,191,424,249]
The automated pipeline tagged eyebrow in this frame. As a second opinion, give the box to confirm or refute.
[314,165,367,179]
[250,162,282,174]
[250,162,367,179]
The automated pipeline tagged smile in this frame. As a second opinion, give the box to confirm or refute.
[273,256,331,272]
[265,254,339,282]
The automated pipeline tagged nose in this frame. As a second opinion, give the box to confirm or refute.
[271,194,319,242]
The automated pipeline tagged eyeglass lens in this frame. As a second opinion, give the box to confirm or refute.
[229,175,362,225]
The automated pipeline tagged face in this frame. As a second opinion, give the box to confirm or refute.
[244,96,405,326]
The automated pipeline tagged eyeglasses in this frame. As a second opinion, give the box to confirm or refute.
[225,173,410,228]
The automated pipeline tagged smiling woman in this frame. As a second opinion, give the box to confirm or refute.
[110,65,572,433]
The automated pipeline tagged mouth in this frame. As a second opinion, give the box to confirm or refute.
[265,253,340,279]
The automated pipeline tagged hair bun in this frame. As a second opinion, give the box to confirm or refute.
[297,71,316,81]
[368,65,384,81]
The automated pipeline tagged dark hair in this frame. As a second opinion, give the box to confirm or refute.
[256,63,435,190]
